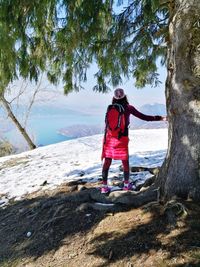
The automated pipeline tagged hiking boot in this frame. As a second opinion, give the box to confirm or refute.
[101,186,110,194]
[123,182,132,191]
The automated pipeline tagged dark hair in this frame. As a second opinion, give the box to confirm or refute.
[112,95,129,107]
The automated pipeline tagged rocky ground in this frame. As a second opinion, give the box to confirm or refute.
[0,177,200,267]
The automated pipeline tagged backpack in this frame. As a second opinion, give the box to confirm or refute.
[104,104,126,140]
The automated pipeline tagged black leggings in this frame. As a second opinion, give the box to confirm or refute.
[102,157,129,182]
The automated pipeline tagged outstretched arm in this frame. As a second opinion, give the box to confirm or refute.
[129,105,166,121]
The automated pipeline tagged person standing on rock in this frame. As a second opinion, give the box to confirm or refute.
[101,88,167,194]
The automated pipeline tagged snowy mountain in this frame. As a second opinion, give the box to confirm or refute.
[0,129,168,207]
[130,103,167,129]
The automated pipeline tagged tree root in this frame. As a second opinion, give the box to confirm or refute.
[109,186,159,207]
[135,176,156,191]
[164,200,188,217]
[88,185,160,210]
[76,202,126,212]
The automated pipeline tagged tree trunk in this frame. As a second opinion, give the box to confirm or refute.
[157,0,200,201]
[0,95,36,150]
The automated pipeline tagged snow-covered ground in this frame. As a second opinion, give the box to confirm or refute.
[0,128,168,206]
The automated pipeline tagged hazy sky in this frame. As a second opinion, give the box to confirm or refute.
[54,63,167,114]
[5,63,167,115]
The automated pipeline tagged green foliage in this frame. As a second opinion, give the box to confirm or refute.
[0,0,169,92]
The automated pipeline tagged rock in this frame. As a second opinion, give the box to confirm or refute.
[109,250,113,260]
[40,180,48,186]
[79,171,85,177]
[68,185,78,192]
[68,252,77,259]
[0,200,6,206]
[119,165,123,171]
[143,176,155,187]
[65,179,87,186]
[139,186,150,192]
[130,166,148,172]
[0,197,9,207]
[108,191,138,205]
[148,167,160,175]
[112,180,123,187]
[130,166,160,175]
[26,231,32,237]
[76,203,90,212]
[78,185,87,191]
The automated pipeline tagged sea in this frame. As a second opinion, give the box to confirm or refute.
[0,103,167,149]
[0,105,104,147]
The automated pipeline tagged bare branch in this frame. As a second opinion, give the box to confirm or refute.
[24,74,43,127]
[8,80,28,105]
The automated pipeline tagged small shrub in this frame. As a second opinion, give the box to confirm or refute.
[0,140,14,157]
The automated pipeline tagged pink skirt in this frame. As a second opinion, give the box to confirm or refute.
[101,133,129,160]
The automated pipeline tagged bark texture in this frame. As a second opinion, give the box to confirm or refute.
[0,95,36,150]
[157,0,200,201]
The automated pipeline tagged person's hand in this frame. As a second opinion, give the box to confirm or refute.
[161,116,168,121]
[155,115,168,121]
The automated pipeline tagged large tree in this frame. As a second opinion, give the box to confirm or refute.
[0,0,199,201]
[157,0,200,201]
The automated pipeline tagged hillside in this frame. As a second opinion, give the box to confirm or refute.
[0,129,200,267]
[0,129,167,202]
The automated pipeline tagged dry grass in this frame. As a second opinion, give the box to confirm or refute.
[0,157,29,170]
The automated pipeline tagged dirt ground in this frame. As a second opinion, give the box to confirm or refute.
[0,182,200,267]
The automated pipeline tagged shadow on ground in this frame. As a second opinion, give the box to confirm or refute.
[0,188,106,265]
[0,185,200,267]
[87,200,200,267]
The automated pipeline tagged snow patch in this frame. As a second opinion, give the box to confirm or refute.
[0,129,168,203]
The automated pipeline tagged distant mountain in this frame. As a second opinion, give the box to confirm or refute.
[58,103,167,138]
[130,103,167,129]
[139,103,166,115]
[59,124,104,138]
